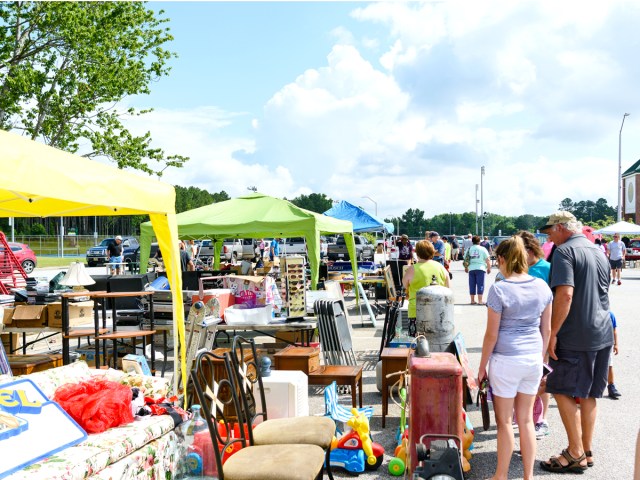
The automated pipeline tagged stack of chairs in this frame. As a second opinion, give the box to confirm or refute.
[314,299,357,366]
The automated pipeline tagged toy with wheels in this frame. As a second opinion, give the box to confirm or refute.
[388,387,409,476]
[461,409,475,472]
[329,407,384,473]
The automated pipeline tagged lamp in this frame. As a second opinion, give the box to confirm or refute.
[59,262,96,294]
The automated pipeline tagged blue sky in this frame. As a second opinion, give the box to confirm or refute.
[122,1,640,219]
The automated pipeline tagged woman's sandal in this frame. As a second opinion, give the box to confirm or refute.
[585,450,594,467]
[540,448,588,474]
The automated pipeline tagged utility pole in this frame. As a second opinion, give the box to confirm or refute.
[481,166,485,237]
[475,184,479,235]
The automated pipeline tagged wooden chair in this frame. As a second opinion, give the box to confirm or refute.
[229,335,335,479]
[190,350,326,480]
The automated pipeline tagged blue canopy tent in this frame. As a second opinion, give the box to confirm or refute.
[323,201,394,233]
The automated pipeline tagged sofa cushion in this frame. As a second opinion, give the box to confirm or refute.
[88,430,178,480]
[7,415,176,480]
[19,361,93,398]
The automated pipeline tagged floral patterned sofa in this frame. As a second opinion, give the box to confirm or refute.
[5,361,179,480]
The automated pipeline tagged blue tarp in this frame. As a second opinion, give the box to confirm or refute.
[323,201,394,233]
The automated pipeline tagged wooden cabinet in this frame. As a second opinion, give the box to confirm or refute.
[273,345,320,375]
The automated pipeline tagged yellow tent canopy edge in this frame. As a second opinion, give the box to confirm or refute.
[0,129,186,396]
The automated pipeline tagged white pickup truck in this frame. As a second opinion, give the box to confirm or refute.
[198,239,256,261]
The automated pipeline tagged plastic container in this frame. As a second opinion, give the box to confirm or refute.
[176,405,211,479]
[224,305,272,325]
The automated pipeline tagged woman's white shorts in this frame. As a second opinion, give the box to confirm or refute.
[488,353,542,398]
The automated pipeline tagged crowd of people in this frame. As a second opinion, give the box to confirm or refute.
[470,211,621,479]
[395,212,624,478]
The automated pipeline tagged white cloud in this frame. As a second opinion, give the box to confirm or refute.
[126,0,640,221]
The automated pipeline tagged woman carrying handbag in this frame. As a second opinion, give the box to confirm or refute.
[477,236,552,480]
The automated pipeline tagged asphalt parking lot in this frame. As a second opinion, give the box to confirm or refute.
[29,259,639,479]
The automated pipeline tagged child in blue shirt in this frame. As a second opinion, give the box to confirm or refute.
[607,311,621,398]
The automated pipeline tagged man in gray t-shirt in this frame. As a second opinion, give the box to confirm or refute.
[539,211,613,473]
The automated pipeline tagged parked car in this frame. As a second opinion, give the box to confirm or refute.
[281,237,308,257]
[327,234,374,261]
[86,236,139,267]
[491,236,510,250]
[0,242,37,273]
[133,243,160,266]
[197,239,254,262]
[625,238,640,261]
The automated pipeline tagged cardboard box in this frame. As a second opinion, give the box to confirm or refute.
[1,332,20,353]
[47,301,95,328]
[12,305,48,328]
[122,354,151,376]
[224,305,273,325]
[224,275,276,307]
[75,345,115,368]
[191,288,234,320]
[1,307,15,326]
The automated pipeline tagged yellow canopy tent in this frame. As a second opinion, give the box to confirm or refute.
[0,129,186,393]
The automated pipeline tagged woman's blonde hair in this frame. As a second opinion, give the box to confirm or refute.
[494,235,528,276]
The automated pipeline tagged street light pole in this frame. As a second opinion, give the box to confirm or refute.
[449,212,452,235]
[481,166,485,237]
[475,184,479,235]
[361,196,378,217]
[618,113,630,222]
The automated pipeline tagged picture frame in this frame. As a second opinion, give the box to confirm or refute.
[383,265,397,300]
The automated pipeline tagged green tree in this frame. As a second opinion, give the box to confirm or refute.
[175,186,229,213]
[0,2,187,174]
[559,198,574,212]
[289,193,333,213]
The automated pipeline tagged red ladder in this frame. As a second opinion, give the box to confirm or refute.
[0,231,28,292]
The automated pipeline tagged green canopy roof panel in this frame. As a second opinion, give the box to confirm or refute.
[140,193,358,289]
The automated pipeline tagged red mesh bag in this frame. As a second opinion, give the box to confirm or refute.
[53,378,134,433]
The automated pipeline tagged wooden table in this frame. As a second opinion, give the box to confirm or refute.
[7,353,63,375]
[216,319,317,346]
[381,347,412,427]
[308,364,363,408]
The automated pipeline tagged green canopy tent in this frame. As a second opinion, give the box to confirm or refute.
[139,193,358,290]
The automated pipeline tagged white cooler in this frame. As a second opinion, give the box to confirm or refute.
[259,370,309,419]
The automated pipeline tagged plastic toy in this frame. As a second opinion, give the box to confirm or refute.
[329,407,384,473]
[461,409,475,473]
[388,387,409,476]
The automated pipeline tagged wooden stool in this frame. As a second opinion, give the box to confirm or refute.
[308,364,363,408]
[381,347,412,427]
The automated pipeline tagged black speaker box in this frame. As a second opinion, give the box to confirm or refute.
[108,275,148,310]
[88,275,112,308]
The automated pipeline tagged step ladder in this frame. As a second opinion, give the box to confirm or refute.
[0,231,28,292]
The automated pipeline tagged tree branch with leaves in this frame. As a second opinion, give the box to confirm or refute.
[0,1,187,174]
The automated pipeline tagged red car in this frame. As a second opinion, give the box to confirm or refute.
[0,242,37,273]
[625,238,640,261]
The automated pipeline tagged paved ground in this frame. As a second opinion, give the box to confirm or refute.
[27,261,639,479]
